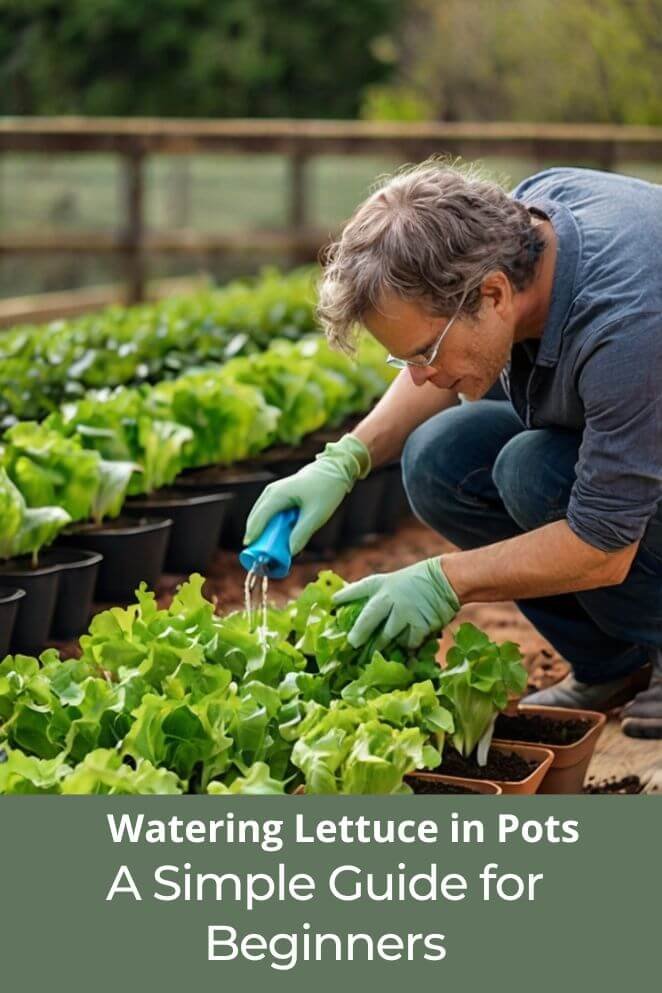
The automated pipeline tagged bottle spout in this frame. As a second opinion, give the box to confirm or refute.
[239,508,299,579]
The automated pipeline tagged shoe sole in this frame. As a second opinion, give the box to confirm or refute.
[621,716,662,740]
[524,664,652,713]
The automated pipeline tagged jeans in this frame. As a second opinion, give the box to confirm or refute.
[402,399,662,684]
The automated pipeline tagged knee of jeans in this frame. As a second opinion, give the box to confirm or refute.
[493,431,569,531]
[402,411,466,526]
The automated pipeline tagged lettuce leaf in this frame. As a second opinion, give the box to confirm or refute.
[0,467,26,558]
[290,706,440,795]
[0,746,70,794]
[287,681,449,794]
[3,421,101,520]
[207,762,286,795]
[438,623,527,765]
[61,748,183,795]
[93,460,139,522]
[0,573,515,795]
[0,467,70,560]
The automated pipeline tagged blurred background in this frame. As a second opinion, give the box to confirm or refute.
[1,0,661,317]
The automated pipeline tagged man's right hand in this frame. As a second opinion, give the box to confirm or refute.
[243,433,371,555]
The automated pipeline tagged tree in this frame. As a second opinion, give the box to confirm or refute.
[363,0,662,124]
[0,0,403,117]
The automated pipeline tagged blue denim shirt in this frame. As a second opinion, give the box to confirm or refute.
[506,167,662,551]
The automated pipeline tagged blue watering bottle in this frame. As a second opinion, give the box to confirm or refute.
[239,508,299,579]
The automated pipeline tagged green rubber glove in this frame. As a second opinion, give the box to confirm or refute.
[243,434,370,555]
[332,557,460,650]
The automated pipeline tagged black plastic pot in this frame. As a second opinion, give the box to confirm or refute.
[220,471,275,549]
[272,458,308,478]
[378,461,410,534]
[123,489,234,574]
[307,505,348,558]
[57,517,172,603]
[341,470,388,545]
[176,467,275,550]
[0,588,26,657]
[49,548,103,640]
[0,557,61,654]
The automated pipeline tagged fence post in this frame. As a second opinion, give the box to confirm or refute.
[122,148,146,303]
[167,156,191,229]
[288,149,310,265]
[596,141,616,172]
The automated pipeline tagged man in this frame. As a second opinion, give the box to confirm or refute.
[245,161,662,739]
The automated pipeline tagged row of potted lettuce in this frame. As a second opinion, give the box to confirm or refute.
[0,333,397,563]
[0,456,410,656]
[0,267,319,425]
[0,571,604,795]
[0,332,399,654]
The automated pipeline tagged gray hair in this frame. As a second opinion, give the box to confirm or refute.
[317,159,545,353]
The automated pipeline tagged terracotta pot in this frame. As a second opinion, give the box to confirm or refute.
[485,742,554,795]
[405,773,502,795]
[493,704,606,794]
[433,742,554,796]
[293,777,502,796]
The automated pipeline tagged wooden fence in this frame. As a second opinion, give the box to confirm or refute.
[1,117,662,319]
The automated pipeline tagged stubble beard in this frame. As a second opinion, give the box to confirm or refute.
[463,339,512,401]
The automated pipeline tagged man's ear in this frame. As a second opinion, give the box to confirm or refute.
[480,272,512,316]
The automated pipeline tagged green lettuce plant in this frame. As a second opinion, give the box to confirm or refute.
[438,623,528,766]
[1,423,135,524]
[48,389,192,496]
[289,708,440,795]
[207,762,286,795]
[61,748,183,795]
[0,746,70,794]
[0,306,394,553]
[0,267,320,426]
[1,573,527,795]
[0,468,70,562]
[146,372,279,468]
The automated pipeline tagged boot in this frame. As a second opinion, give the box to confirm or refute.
[523,664,651,712]
[621,649,662,739]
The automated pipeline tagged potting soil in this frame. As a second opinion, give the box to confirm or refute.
[437,746,537,782]
[409,781,481,795]
[582,775,643,794]
[494,713,591,746]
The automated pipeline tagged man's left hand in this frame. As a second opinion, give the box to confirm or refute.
[332,557,460,650]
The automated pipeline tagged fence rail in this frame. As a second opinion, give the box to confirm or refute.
[2,117,662,316]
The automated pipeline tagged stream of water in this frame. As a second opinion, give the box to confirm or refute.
[244,565,270,642]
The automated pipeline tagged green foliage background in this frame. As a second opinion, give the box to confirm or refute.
[2,0,660,123]
[362,0,662,125]
[0,0,401,117]
[1,1,660,299]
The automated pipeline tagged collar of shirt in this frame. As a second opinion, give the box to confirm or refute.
[521,196,581,368]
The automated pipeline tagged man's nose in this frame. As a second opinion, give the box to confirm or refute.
[408,364,436,386]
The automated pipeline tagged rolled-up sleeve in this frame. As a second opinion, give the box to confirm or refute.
[567,315,662,550]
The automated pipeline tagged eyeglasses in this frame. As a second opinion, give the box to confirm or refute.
[385,307,462,370]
